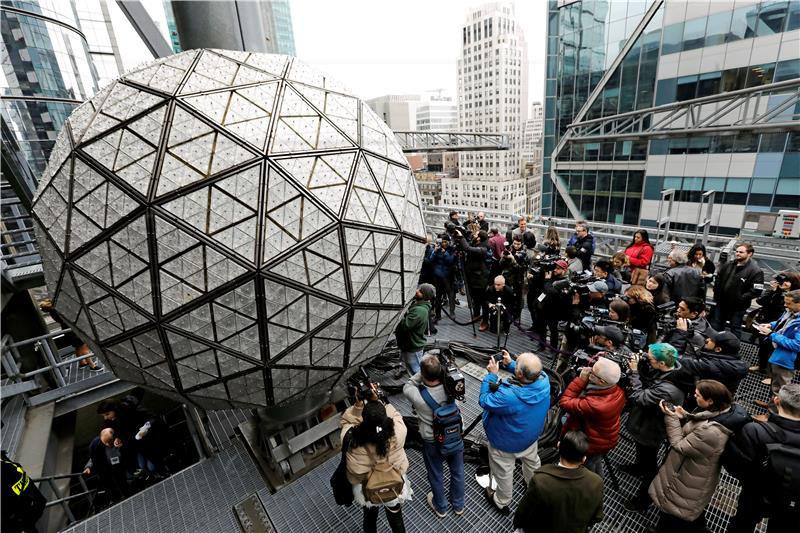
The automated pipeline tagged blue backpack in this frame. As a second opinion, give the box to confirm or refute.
[420,388,464,456]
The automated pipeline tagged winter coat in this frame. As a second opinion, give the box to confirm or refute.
[567,257,584,276]
[625,242,654,269]
[567,233,595,271]
[648,409,735,521]
[484,285,516,317]
[723,411,800,486]
[509,227,537,250]
[513,464,603,533]
[626,362,686,447]
[673,350,748,396]
[419,244,436,285]
[459,237,490,289]
[488,233,506,260]
[539,274,572,320]
[767,311,800,370]
[756,288,790,323]
[629,301,657,342]
[559,378,626,455]
[713,259,764,311]
[395,300,430,352]
[663,265,704,304]
[431,247,457,281]
[479,363,551,453]
[341,404,409,486]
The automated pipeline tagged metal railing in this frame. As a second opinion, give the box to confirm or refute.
[33,472,99,526]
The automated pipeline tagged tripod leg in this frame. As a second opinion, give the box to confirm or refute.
[603,454,621,492]
[459,256,477,337]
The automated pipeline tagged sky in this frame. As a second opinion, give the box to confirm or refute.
[290,0,547,104]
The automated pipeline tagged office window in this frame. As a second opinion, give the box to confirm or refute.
[676,75,698,101]
[759,132,787,153]
[661,22,684,55]
[697,71,722,97]
[682,17,707,51]
[705,10,733,47]
[775,59,800,82]
[745,63,776,87]
[728,5,759,41]
[756,1,789,36]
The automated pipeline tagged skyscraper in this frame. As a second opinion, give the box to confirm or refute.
[522,102,544,216]
[443,1,529,215]
[543,0,800,234]
[268,0,296,56]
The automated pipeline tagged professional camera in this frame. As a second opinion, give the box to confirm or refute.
[553,271,597,296]
[567,307,648,352]
[654,301,677,337]
[569,349,635,389]
[424,349,465,400]
[775,273,788,285]
[347,367,385,402]
[528,252,560,276]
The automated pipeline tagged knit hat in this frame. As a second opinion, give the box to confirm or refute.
[592,356,621,385]
[554,259,569,270]
[418,283,436,301]
[593,325,625,347]
[710,330,740,355]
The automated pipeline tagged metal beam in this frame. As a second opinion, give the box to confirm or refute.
[394,131,510,153]
[115,0,174,58]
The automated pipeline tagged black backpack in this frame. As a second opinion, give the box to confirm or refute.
[761,423,800,510]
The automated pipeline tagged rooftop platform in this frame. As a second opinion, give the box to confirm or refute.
[58,302,784,533]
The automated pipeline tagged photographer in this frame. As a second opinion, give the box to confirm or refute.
[625,286,657,343]
[674,331,747,409]
[622,343,685,513]
[480,351,550,515]
[749,271,800,373]
[482,276,515,334]
[457,229,491,325]
[430,236,457,323]
[395,284,435,374]
[660,297,715,357]
[608,299,630,324]
[534,259,571,352]
[500,238,527,321]
[559,357,626,480]
[403,355,464,517]
[341,393,409,533]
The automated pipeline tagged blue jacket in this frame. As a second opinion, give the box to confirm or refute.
[431,248,457,280]
[479,361,551,453]
[768,312,800,370]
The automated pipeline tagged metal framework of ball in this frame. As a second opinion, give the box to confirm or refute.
[31,50,427,409]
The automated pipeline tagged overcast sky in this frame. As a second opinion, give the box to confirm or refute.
[290,0,547,104]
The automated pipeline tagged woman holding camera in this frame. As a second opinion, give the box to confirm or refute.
[649,380,746,532]
[341,396,410,533]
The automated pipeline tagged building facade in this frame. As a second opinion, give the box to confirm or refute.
[267,0,296,56]
[365,94,421,130]
[543,0,800,233]
[415,93,458,131]
[444,1,529,215]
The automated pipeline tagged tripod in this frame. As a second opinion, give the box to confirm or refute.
[457,252,478,337]
[490,298,512,349]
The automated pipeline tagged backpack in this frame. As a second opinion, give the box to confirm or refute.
[761,423,800,510]
[420,388,464,457]
[362,459,405,504]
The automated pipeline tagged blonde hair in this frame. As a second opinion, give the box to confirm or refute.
[625,284,653,304]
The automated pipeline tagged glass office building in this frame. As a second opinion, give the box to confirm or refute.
[542,0,800,233]
[269,0,296,56]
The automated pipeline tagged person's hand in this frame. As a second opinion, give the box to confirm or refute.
[501,350,512,366]
[579,367,592,380]
[673,405,687,419]
[758,323,773,335]
[628,353,640,372]
[659,400,677,417]
[487,356,500,375]
[544,271,552,280]
[780,281,792,291]
[114,438,123,448]
[676,317,689,331]
[769,280,778,290]
[572,293,580,305]
[488,303,495,309]
[136,429,149,440]
[83,467,91,476]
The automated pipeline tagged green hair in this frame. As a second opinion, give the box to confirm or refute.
[648,343,679,368]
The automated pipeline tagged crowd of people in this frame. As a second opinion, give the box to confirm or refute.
[340,211,799,533]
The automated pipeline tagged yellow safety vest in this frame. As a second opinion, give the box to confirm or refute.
[1,456,30,496]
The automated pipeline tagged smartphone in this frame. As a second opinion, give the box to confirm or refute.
[663,402,676,412]
[492,352,503,364]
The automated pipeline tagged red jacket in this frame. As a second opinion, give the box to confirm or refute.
[624,242,653,268]
[559,377,626,455]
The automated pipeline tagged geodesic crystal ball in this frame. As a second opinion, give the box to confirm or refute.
[31,50,427,409]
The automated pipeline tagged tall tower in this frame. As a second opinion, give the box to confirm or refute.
[443,1,529,215]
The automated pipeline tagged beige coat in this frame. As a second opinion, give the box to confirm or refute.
[341,403,409,486]
[648,409,733,521]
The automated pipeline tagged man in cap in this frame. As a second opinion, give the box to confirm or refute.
[395,283,435,374]
[559,356,627,479]
[674,330,748,408]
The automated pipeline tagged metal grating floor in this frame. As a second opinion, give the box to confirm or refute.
[1,393,26,456]
[59,304,783,532]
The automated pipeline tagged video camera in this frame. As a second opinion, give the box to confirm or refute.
[439,352,466,401]
[553,271,597,296]
[654,301,677,337]
[528,252,560,276]
[569,349,637,389]
[346,367,385,403]
[566,307,648,352]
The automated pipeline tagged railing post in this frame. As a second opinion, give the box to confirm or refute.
[36,340,67,388]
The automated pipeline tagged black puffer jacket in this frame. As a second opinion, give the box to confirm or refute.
[673,350,749,397]
[756,288,789,323]
[626,361,686,447]
[723,412,800,485]
[714,259,764,311]
[663,265,704,304]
